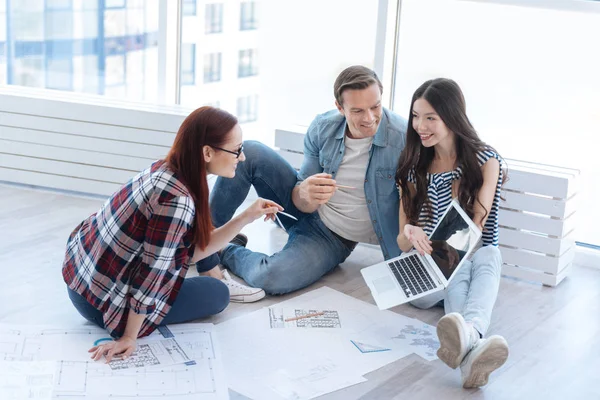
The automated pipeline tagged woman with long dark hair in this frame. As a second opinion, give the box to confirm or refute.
[395,79,509,388]
[62,107,281,362]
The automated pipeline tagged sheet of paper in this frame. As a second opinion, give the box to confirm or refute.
[0,323,228,400]
[268,308,341,329]
[217,286,439,399]
[0,361,56,399]
[267,360,366,400]
[107,337,192,370]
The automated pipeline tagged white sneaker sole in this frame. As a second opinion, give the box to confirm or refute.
[229,290,266,303]
[437,313,468,369]
[462,336,509,389]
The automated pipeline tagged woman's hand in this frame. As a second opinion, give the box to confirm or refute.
[241,198,284,223]
[89,336,137,363]
[403,224,432,255]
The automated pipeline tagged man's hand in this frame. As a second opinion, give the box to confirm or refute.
[298,173,337,207]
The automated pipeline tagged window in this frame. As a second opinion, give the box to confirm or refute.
[46,58,73,90]
[205,3,223,34]
[237,95,258,123]
[105,0,126,9]
[238,49,257,78]
[182,0,197,16]
[3,2,160,101]
[203,52,221,83]
[180,43,195,85]
[240,2,258,30]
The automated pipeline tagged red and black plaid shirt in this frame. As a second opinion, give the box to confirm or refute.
[63,160,195,338]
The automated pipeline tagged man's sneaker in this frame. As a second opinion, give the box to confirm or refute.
[230,233,248,248]
[460,335,509,388]
[218,233,248,258]
[436,312,480,369]
[221,270,265,303]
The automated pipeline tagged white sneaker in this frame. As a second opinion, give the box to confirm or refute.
[221,270,266,303]
[460,335,509,388]
[436,312,480,369]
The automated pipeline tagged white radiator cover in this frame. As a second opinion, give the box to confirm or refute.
[0,86,190,196]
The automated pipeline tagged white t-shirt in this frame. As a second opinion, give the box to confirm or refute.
[318,135,378,244]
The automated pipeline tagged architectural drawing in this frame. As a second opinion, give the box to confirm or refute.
[0,323,228,399]
[268,308,341,329]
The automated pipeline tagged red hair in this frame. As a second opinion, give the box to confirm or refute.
[166,106,238,250]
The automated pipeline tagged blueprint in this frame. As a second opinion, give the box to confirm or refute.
[0,323,228,399]
[0,360,56,399]
[268,308,341,329]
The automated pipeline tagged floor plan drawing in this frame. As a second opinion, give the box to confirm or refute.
[0,323,228,399]
[268,308,342,329]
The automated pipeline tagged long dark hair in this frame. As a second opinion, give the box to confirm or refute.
[166,106,238,249]
[395,78,504,227]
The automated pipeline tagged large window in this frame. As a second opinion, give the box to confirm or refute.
[392,0,600,245]
[205,3,223,34]
[1,0,159,102]
[203,52,221,83]
[240,2,258,31]
[238,49,258,78]
[237,94,258,123]
[179,0,379,143]
[180,43,195,85]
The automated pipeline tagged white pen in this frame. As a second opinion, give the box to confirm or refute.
[277,211,298,221]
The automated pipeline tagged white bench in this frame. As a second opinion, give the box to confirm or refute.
[275,127,579,287]
[499,160,579,286]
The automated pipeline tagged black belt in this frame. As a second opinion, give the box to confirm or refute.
[329,229,357,250]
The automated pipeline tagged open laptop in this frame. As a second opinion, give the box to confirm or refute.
[361,199,482,310]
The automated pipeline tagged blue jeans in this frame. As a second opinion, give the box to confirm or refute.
[410,245,503,336]
[67,254,229,331]
[209,140,355,295]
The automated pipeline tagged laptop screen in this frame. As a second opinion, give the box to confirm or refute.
[429,203,480,280]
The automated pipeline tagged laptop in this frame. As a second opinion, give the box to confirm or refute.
[361,199,482,310]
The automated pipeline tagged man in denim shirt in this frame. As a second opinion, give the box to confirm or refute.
[209,65,407,297]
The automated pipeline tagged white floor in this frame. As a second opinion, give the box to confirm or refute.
[1,183,599,400]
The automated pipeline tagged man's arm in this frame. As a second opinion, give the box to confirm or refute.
[292,118,336,213]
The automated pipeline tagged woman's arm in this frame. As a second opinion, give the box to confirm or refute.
[190,198,282,263]
[89,311,144,362]
[473,158,500,231]
[396,182,431,254]
[397,195,414,253]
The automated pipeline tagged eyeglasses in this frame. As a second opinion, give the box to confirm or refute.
[212,144,244,159]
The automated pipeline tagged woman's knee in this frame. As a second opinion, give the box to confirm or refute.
[472,245,502,274]
[209,279,230,314]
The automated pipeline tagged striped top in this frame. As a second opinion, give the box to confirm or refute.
[407,149,504,246]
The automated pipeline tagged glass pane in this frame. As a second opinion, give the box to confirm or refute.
[0,0,6,85]
[3,1,161,103]
[179,0,380,143]
[392,0,600,245]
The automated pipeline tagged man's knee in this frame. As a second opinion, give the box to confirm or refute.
[242,140,272,158]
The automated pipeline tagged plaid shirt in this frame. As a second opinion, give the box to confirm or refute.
[63,160,195,338]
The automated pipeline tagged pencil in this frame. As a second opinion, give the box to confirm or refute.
[335,184,356,189]
[284,311,325,322]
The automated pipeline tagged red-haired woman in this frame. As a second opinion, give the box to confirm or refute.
[62,107,281,362]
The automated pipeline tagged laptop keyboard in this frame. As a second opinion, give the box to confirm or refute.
[388,254,436,298]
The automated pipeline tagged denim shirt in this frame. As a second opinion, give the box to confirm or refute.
[297,108,408,260]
